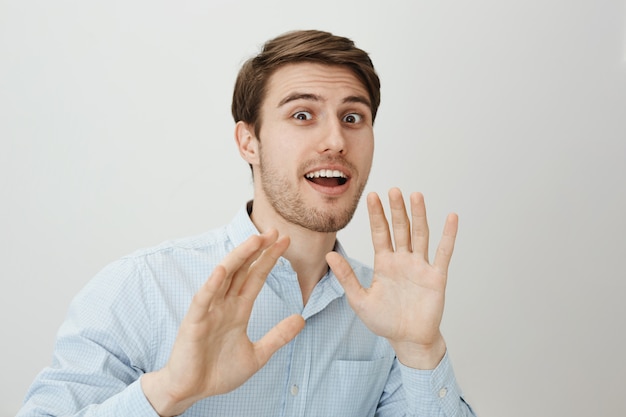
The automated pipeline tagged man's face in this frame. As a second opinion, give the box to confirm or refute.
[251,62,375,233]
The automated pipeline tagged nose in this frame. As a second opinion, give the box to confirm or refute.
[318,117,346,154]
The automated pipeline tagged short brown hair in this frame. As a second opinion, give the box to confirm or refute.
[231,30,381,136]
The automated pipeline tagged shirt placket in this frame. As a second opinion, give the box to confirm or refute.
[282,327,311,417]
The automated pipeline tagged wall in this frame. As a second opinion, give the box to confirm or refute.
[1,0,625,415]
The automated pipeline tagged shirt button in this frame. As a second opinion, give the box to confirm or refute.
[438,387,448,398]
[290,384,299,396]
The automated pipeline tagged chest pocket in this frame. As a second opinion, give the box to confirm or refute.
[312,356,393,417]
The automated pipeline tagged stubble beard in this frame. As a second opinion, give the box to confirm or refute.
[258,152,367,233]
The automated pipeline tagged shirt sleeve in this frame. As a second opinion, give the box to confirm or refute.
[16,258,161,417]
[377,351,477,417]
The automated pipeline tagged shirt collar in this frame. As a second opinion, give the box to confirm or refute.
[225,201,261,248]
[225,200,349,298]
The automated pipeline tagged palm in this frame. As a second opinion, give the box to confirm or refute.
[361,248,447,345]
[170,289,265,396]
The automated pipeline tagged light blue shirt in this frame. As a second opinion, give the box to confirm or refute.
[19,204,475,416]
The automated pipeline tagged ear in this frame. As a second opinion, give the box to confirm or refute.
[234,121,259,165]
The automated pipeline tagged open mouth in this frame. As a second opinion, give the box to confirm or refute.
[305,169,348,187]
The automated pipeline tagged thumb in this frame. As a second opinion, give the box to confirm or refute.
[326,252,366,307]
[254,314,305,365]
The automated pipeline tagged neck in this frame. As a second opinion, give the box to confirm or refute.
[249,201,337,305]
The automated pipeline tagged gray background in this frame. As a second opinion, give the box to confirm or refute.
[1,1,625,416]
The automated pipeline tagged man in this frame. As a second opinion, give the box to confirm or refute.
[19,30,476,416]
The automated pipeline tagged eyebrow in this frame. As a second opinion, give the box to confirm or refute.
[277,92,371,109]
[343,94,372,108]
[277,93,321,107]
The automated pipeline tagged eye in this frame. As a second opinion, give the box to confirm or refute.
[293,111,313,121]
[342,113,362,124]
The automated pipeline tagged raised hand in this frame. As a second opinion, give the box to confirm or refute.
[326,188,458,369]
[142,230,305,416]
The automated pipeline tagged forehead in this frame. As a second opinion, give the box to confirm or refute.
[264,63,370,105]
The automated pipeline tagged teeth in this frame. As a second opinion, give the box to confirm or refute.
[306,169,347,179]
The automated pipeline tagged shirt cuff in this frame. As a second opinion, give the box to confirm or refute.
[398,350,466,416]
[112,378,161,416]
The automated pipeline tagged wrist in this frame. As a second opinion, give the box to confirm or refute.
[141,370,195,417]
[391,333,447,370]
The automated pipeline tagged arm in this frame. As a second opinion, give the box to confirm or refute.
[19,230,304,417]
[327,188,476,416]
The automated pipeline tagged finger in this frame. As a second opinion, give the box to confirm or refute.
[367,192,393,254]
[326,251,367,311]
[433,213,458,273]
[410,192,430,261]
[239,235,290,301]
[223,230,279,297]
[388,188,411,252]
[186,265,228,323]
[254,314,305,367]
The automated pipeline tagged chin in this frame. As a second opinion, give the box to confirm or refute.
[295,206,356,233]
